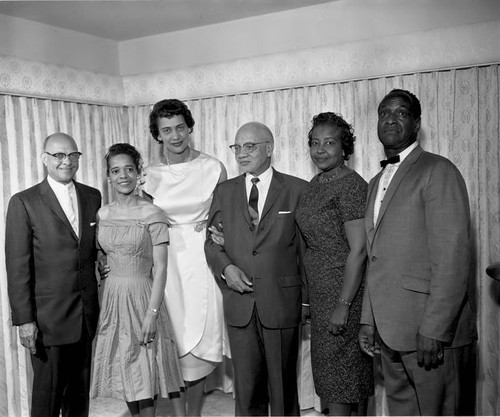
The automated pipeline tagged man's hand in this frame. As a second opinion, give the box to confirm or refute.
[223,264,253,293]
[97,257,110,280]
[358,324,380,357]
[208,223,225,246]
[417,333,443,369]
[19,322,38,355]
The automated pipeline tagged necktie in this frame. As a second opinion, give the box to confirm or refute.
[64,186,79,235]
[380,155,400,168]
[248,177,260,225]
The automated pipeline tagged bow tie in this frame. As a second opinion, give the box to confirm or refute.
[380,155,400,168]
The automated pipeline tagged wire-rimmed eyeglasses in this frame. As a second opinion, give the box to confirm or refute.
[44,152,83,161]
[229,141,269,154]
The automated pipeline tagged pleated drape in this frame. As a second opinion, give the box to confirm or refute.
[127,65,500,416]
[0,96,128,416]
[1,64,499,415]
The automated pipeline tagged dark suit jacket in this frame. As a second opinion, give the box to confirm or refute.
[205,169,307,329]
[6,178,101,346]
[361,145,477,351]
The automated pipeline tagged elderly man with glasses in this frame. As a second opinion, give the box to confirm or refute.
[205,122,308,416]
[6,132,101,417]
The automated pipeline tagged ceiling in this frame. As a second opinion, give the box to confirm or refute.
[0,0,336,41]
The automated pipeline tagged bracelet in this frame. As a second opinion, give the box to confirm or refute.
[148,307,159,315]
[301,303,310,307]
[338,297,352,307]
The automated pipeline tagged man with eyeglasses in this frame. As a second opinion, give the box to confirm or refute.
[5,132,101,417]
[205,122,308,416]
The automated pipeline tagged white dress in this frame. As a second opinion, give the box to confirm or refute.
[143,152,227,381]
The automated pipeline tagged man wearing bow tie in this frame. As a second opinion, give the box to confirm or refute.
[6,132,101,417]
[205,122,307,416]
[358,89,477,415]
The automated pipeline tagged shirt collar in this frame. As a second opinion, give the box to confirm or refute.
[395,141,418,165]
[246,165,273,183]
[47,175,75,193]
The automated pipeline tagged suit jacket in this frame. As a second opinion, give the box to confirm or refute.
[361,145,477,351]
[6,178,101,346]
[205,169,308,329]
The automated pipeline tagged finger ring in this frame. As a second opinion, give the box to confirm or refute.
[437,352,444,360]
[148,338,154,343]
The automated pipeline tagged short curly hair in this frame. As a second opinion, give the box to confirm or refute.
[149,99,195,142]
[105,143,143,175]
[379,89,421,120]
[307,112,356,160]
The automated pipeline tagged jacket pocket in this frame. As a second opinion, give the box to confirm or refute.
[401,274,430,294]
[279,274,301,287]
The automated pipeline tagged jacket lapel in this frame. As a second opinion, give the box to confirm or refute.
[74,181,87,240]
[365,173,381,248]
[373,145,423,234]
[260,168,283,222]
[235,174,252,227]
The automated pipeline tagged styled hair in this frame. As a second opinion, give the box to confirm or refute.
[105,143,143,174]
[307,112,356,160]
[379,89,422,120]
[149,99,195,142]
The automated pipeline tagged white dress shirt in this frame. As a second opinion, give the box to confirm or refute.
[245,165,273,221]
[47,176,79,236]
[373,142,418,225]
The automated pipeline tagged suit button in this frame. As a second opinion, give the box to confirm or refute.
[371,256,377,262]
[252,251,258,256]
[249,226,253,231]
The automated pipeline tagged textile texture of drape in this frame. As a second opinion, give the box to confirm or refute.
[1,65,499,415]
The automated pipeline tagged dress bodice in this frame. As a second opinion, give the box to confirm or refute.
[143,152,222,225]
[97,213,170,279]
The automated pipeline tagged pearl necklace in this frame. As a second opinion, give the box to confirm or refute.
[318,164,345,183]
[165,148,194,178]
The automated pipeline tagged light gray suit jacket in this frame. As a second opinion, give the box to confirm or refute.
[361,145,477,351]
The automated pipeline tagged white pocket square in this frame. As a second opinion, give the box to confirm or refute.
[278,211,292,214]
[90,222,96,226]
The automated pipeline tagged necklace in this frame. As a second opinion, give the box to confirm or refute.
[165,148,194,178]
[318,164,345,183]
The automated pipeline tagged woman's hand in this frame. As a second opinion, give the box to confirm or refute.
[328,304,350,336]
[140,310,158,346]
[209,223,225,246]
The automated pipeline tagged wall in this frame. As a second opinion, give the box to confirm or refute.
[119,0,500,76]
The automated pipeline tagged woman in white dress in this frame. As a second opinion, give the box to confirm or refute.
[143,99,227,416]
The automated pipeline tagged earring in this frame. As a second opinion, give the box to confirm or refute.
[107,178,111,183]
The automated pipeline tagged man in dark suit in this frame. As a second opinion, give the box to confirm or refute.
[205,122,307,416]
[6,132,101,417]
[358,89,477,415]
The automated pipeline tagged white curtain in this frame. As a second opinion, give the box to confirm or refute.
[1,65,499,415]
[0,95,127,416]
[127,65,500,415]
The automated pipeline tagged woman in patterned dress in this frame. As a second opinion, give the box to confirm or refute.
[295,113,373,416]
[91,143,184,417]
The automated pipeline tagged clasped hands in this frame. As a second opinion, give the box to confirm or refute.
[358,325,444,368]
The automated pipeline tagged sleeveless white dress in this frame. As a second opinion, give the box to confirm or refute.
[143,152,227,381]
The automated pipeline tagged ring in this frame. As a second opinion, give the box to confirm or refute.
[148,338,154,343]
[437,352,444,360]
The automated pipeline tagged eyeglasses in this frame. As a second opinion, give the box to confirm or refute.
[44,152,82,161]
[229,141,269,154]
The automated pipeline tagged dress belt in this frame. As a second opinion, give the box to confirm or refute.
[169,220,207,233]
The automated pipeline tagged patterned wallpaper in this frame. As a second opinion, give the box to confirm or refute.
[0,54,123,105]
[1,20,499,106]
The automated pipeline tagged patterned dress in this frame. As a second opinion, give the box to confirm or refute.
[295,170,373,403]
[90,212,184,401]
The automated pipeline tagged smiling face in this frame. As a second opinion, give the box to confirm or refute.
[377,96,421,155]
[156,115,191,158]
[309,124,344,173]
[107,154,138,195]
[42,133,79,184]
[234,123,273,176]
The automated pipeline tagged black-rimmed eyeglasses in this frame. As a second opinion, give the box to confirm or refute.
[44,152,82,161]
[229,141,269,154]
